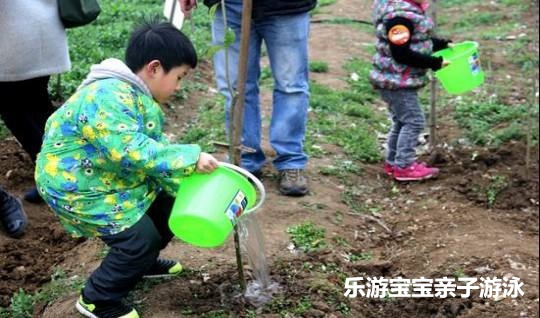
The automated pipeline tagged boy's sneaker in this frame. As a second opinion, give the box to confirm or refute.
[251,170,263,180]
[76,295,139,318]
[383,163,394,176]
[279,169,308,197]
[394,162,439,181]
[23,187,44,204]
[0,190,27,238]
[143,259,183,278]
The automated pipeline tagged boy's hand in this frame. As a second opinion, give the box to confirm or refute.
[196,152,219,173]
[442,60,451,68]
[178,0,197,15]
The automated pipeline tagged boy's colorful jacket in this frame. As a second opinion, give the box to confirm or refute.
[370,0,435,89]
[35,59,201,237]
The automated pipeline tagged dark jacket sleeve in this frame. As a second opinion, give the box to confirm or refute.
[432,37,451,52]
[385,17,443,71]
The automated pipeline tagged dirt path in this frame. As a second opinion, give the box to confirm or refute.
[0,0,537,317]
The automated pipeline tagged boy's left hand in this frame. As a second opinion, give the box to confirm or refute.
[196,152,219,173]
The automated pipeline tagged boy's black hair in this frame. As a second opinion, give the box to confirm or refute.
[125,19,197,73]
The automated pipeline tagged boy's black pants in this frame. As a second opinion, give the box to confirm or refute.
[0,76,55,162]
[83,193,175,303]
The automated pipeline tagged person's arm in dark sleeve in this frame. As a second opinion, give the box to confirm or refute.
[385,17,443,71]
[432,37,452,52]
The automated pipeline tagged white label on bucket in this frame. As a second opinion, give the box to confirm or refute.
[224,190,248,225]
[469,53,481,75]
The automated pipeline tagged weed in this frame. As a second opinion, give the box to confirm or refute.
[306,58,386,163]
[52,0,213,100]
[452,267,466,279]
[454,101,538,146]
[201,310,230,318]
[310,61,329,73]
[348,251,373,262]
[293,296,313,315]
[8,289,33,318]
[332,236,349,246]
[319,160,361,180]
[287,222,327,252]
[486,175,508,208]
[311,0,337,15]
[178,98,227,152]
[0,120,9,142]
[0,268,85,318]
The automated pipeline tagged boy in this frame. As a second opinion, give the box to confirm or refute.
[370,0,451,181]
[35,21,218,318]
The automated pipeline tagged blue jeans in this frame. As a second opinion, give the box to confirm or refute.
[212,0,310,173]
[379,89,425,168]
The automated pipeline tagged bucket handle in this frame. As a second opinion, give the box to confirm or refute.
[218,162,266,214]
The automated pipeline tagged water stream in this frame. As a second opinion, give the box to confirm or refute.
[238,213,280,307]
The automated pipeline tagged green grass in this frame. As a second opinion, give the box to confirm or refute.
[0,269,85,318]
[306,57,386,163]
[177,98,227,152]
[309,61,329,73]
[453,100,538,146]
[287,222,327,252]
[0,120,9,141]
[53,0,212,100]
[311,0,337,15]
[486,175,508,208]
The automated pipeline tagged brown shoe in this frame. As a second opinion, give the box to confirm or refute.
[279,169,308,196]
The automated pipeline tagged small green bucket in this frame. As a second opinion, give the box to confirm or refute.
[169,162,265,248]
[432,41,485,94]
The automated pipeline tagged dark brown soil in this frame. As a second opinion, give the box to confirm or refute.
[0,139,82,306]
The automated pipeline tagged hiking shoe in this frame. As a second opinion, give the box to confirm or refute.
[143,259,183,278]
[0,189,27,238]
[23,187,44,204]
[383,163,394,176]
[279,169,308,196]
[76,295,139,318]
[250,170,263,180]
[394,162,439,181]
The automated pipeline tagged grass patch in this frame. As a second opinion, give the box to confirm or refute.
[453,100,538,146]
[486,175,508,208]
[53,0,212,100]
[178,98,227,152]
[309,61,329,73]
[306,57,386,163]
[311,0,337,15]
[0,120,9,142]
[0,269,84,318]
[287,222,327,252]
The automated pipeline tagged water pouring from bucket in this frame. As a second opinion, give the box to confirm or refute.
[169,162,279,305]
[168,162,266,248]
[432,41,485,94]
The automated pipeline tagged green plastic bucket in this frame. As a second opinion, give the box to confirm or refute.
[169,162,265,248]
[432,41,485,94]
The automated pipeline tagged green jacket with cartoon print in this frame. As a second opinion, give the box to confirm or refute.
[35,75,200,238]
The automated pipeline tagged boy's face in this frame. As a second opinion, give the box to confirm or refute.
[143,61,192,103]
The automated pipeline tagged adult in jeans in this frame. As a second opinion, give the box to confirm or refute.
[179,0,315,196]
[0,0,71,204]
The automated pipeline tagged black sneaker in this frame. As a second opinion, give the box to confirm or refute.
[279,169,308,197]
[143,259,183,278]
[23,187,44,204]
[0,188,27,238]
[76,295,139,318]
